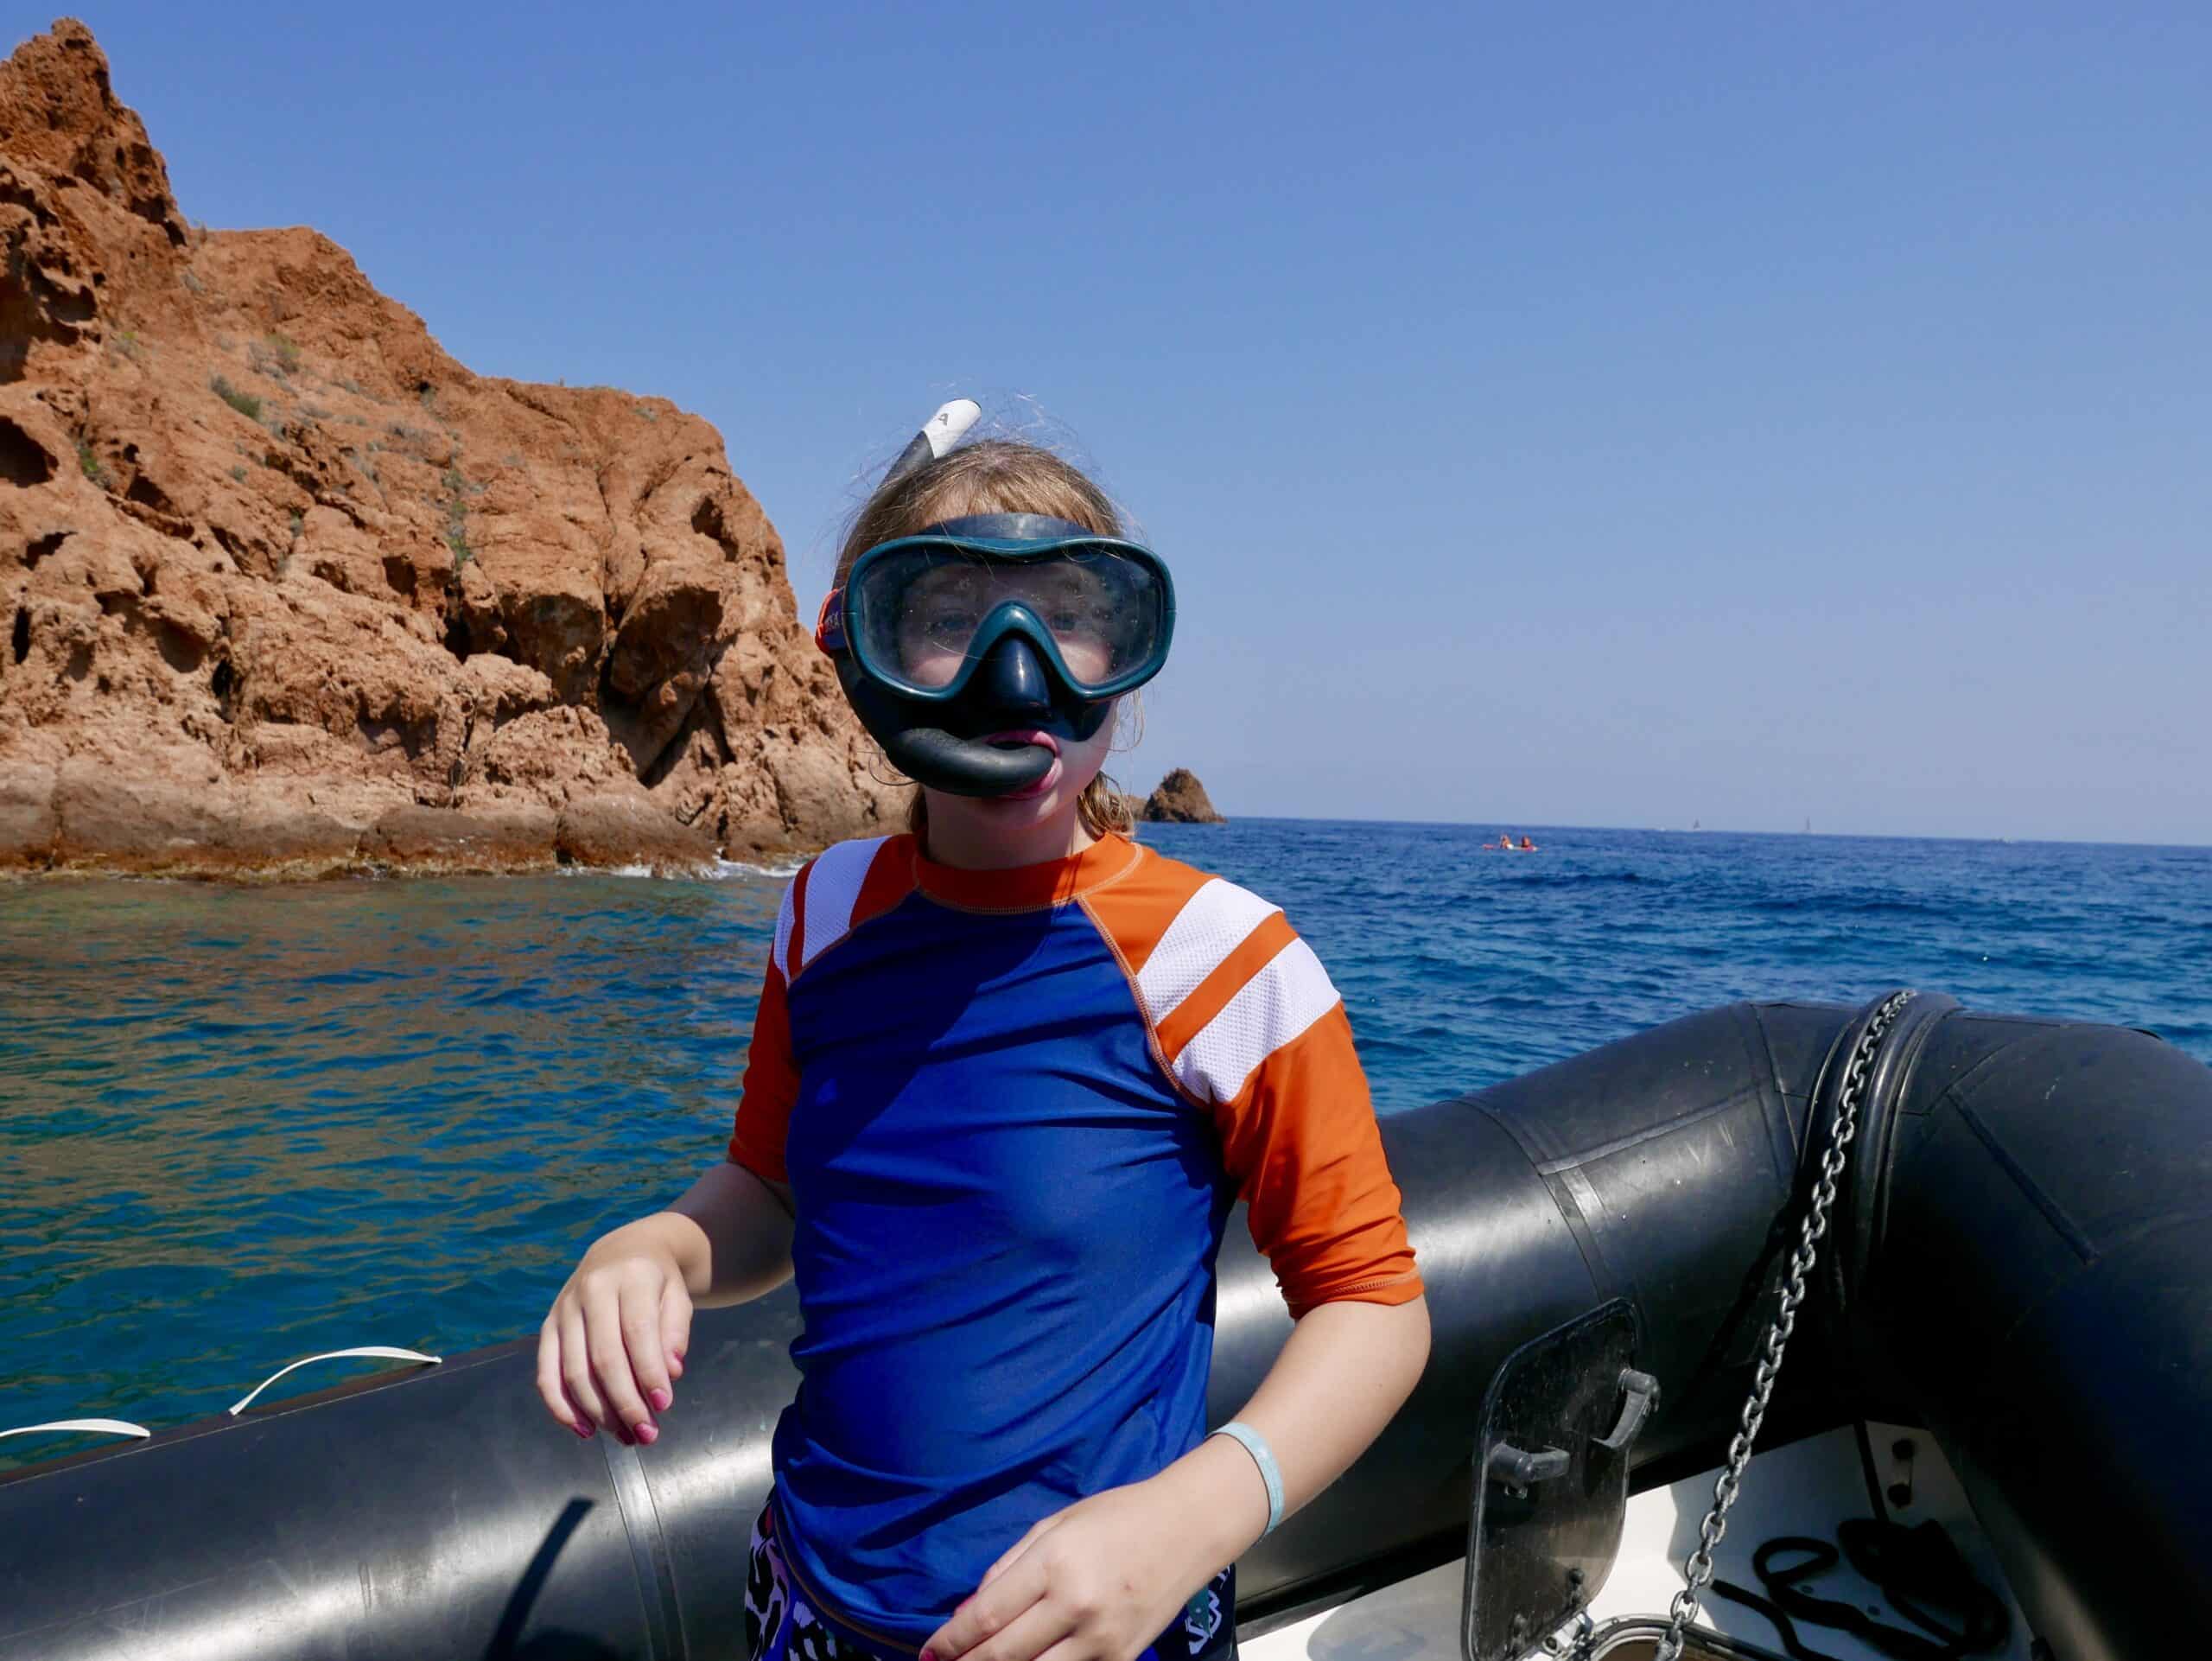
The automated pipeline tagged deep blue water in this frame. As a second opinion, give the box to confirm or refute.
[3,821,2208,1464]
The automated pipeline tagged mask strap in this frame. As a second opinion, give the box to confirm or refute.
[814,588,846,655]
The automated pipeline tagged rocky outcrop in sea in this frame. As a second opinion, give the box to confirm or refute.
[1141,768,1224,824]
[0,20,901,875]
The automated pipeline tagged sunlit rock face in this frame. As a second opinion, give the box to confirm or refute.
[1142,769,1225,824]
[0,20,900,875]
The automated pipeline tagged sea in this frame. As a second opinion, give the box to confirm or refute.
[3,819,2208,1464]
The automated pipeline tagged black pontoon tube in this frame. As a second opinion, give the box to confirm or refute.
[1836,1000,2212,1661]
[3,995,2204,1661]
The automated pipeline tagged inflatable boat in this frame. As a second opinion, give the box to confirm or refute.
[3,990,2206,1661]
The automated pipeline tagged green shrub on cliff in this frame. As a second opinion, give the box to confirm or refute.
[211,375,262,421]
[441,466,474,568]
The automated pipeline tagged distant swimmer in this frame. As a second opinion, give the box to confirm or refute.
[1519,836,1536,850]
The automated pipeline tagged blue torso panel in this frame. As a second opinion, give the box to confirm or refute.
[770,890,1232,1651]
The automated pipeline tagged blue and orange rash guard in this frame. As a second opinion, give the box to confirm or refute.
[726,831,1421,1654]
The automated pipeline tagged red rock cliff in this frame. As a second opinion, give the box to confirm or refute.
[0,19,900,875]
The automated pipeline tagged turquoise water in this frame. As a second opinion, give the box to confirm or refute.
[3,821,2208,1462]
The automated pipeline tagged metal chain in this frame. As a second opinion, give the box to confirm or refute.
[1651,990,1916,1661]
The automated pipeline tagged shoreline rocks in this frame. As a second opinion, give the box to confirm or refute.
[0,20,901,879]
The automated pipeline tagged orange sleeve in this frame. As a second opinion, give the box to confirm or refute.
[1212,999,1423,1318]
[1085,856,1421,1320]
[727,951,797,1182]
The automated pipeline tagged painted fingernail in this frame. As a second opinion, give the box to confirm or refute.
[573,1420,594,1440]
[648,1387,671,1411]
[922,1650,938,1661]
[636,1421,658,1445]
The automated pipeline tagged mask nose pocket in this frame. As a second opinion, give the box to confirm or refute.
[974,632,1054,716]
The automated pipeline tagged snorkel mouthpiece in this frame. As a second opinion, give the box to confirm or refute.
[836,655,1069,799]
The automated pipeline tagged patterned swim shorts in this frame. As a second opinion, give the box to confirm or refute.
[744,1500,1238,1661]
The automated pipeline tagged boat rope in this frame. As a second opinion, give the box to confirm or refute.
[1653,988,1916,1661]
[227,1346,441,1415]
[0,1351,439,1446]
[1707,1521,2010,1660]
[0,1418,150,1442]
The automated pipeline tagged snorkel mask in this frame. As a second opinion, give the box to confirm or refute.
[816,402,1177,799]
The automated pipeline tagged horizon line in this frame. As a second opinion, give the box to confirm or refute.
[1155,815,2212,853]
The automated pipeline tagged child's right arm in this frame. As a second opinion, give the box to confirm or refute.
[541,885,807,1444]
[534,1158,795,1445]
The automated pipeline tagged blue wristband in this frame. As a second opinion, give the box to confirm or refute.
[1211,1420,1284,1537]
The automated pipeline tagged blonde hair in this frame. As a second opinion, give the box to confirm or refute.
[834,439,1139,842]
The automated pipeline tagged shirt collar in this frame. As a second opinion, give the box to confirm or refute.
[912,833,1143,912]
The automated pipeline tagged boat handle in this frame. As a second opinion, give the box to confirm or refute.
[0,1417,152,1443]
[1485,1441,1571,1486]
[228,1346,442,1416]
[1596,1368,1661,1454]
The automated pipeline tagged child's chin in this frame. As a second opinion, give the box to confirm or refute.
[982,767,1099,822]
[977,786,1065,821]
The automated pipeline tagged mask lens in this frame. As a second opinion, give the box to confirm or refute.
[853,544,1165,694]
[1000,550,1158,687]
[857,550,988,689]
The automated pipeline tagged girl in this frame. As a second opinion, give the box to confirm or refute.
[538,410,1430,1661]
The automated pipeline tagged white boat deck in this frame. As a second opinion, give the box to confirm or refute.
[1243,1426,2033,1661]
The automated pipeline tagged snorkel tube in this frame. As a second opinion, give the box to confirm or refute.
[880,398,982,494]
[830,399,1109,799]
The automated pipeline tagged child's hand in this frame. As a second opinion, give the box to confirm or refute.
[536,1219,694,1447]
[920,1448,1264,1661]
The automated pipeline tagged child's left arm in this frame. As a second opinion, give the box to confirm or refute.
[926,982,1430,1661]
[924,1292,1428,1661]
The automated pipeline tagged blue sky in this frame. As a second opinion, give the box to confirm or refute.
[57,3,2209,842]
